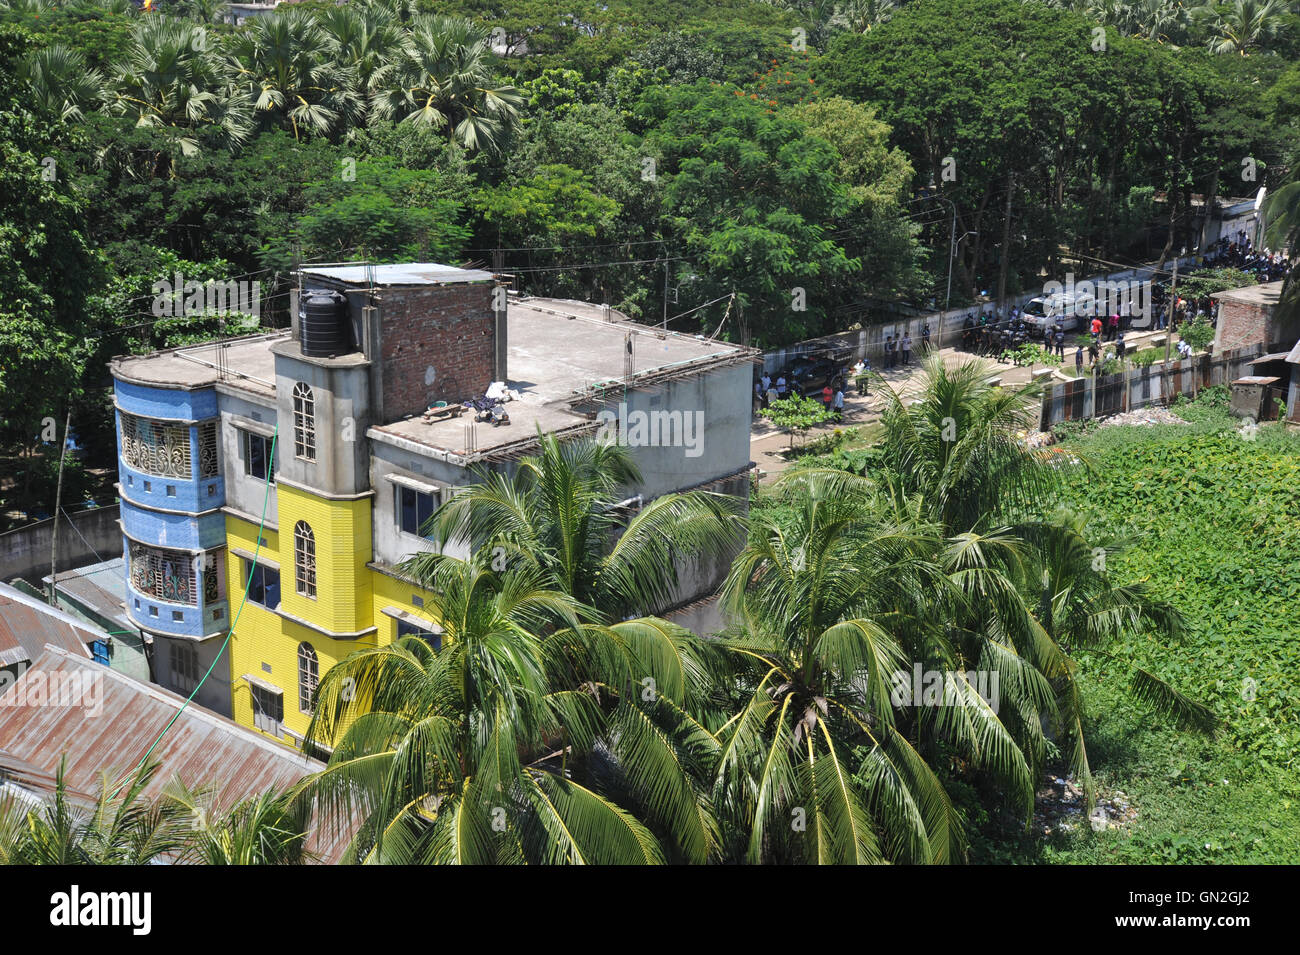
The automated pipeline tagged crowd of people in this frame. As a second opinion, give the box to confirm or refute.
[755,236,1291,414]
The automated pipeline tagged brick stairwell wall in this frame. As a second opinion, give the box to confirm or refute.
[379,283,495,421]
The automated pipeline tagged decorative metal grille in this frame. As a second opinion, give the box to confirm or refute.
[203,552,221,604]
[294,521,316,597]
[197,421,219,478]
[129,541,196,606]
[120,413,192,479]
[292,382,316,461]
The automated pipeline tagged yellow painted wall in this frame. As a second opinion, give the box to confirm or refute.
[275,483,373,635]
[224,492,446,748]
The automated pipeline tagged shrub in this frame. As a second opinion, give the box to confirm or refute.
[1132,347,1163,368]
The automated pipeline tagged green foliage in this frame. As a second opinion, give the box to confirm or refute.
[760,394,836,442]
[1175,267,1257,301]
[1131,346,1164,367]
[280,156,471,266]
[641,84,860,344]
[1045,415,1300,861]
[0,25,98,455]
[1179,316,1216,352]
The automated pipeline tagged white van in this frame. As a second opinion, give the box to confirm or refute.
[1022,291,1094,333]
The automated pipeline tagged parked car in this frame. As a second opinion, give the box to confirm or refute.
[786,356,845,396]
[1022,291,1093,333]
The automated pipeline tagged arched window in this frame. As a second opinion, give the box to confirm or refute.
[292,382,316,461]
[294,521,316,598]
[298,642,319,713]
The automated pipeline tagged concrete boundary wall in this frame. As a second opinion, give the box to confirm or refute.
[1037,344,1264,429]
[761,254,1201,376]
[0,505,122,587]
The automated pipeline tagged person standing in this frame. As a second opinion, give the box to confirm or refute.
[921,323,931,353]
[821,383,833,411]
[832,385,845,420]
[884,336,895,369]
[1091,315,1102,339]
[1116,333,1126,362]
[1054,326,1065,359]
[1074,346,1084,374]
[1108,312,1119,341]
[776,374,787,398]
[901,333,913,367]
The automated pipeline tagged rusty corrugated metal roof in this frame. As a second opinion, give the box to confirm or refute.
[0,583,98,667]
[0,646,354,863]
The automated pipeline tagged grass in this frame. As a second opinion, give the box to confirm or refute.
[1023,388,1300,863]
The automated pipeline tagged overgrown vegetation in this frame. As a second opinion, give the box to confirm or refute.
[1028,390,1300,862]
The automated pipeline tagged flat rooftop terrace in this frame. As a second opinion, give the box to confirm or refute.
[111,297,755,461]
[111,332,288,398]
[1212,280,1284,308]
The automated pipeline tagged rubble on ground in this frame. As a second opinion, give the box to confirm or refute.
[1095,408,1188,429]
[1035,772,1138,837]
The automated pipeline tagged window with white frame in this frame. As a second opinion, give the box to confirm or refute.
[294,521,316,598]
[396,484,439,538]
[297,642,319,713]
[396,618,442,652]
[242,429,276,482]
[292,382,315,461]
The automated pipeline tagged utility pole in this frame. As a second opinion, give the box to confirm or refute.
[48,408,72,606]
[946,211,956,312]
[662,259,669,333]
[1163,258,1178,400]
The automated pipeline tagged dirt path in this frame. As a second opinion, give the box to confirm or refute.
[751,347,1041,483]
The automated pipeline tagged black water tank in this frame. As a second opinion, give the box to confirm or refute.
[299,289,350,357]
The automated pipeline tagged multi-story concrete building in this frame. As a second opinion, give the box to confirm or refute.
[110,263,756,746]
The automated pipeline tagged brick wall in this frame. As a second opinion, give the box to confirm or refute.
[1216,300,1269,351]
[379,283,495,420]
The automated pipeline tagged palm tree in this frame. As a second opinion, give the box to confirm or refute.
[715,472,1046,863]
[374,14,523,153]
[298,555,719,863]
[870,355,1059,535]
[0,759,188,865]
[316,3,404,122]
[167,784,312,864]
[1020,512,1215,793]
[834,0,900,33]
[225,9,360,140]
[106,16,252,155]
[1263,173,1300,324]
[20,45,104,122]
[1194,0,1289,54]
[177,0,228,23]
[416,433,745,621]
[767,357,1212,814]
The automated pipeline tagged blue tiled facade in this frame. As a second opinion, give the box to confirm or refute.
[115,381,228,640]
